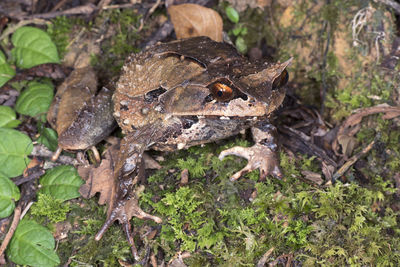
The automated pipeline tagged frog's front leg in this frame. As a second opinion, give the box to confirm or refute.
[219,121,282,181]
[95,128,162,259]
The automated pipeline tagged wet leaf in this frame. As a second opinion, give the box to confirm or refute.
[0,174,20,218]
[15,81,54,117]
[7,219,60,267]
[225,6,239,23]
[12,26,60,69]
[39,165,83,201]
[0,105,20,128]
[168,4,223,42]
[0,50,15,88]
[0,128,32,178]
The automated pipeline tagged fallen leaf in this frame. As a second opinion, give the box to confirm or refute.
[78,144,118,205]
[301,170,324,185]
[168,4,223,42]
[333,104,400,156]
[336,134,357,158]
[180,169,189,186]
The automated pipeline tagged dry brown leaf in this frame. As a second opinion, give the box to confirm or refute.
[301,170,324,185]
[168,3,222,42]
[336,134,357,158]
[78,144,118,206]
[333,104,400,156]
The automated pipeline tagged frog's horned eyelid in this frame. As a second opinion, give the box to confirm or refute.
[280,57,293,69]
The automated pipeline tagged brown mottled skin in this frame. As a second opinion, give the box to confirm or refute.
[51,37,291,258]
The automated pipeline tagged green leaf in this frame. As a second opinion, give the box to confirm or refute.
[235,36,247,54]
[232,26,242,36]
[225,6,239,24]
[39,165,83,201]
[15,81,54,117]
[37,127,58,151]
[0,105,20,128]
[11,26,60,69]
[0,50,15,87]
[0,128,32,178]
[7,219,60,267]
[0,175,20,218]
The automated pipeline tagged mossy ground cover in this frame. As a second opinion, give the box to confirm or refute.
[23,0,400,265]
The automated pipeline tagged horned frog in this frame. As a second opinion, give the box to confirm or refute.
[50,36,291,257]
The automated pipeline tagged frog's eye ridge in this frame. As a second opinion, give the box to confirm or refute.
[272,69,289,91]
[210,82,234,101]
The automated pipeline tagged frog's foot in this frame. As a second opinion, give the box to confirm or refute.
[95,198,162,260]
[219,144,282,181]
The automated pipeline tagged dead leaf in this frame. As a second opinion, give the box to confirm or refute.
[78,144,119,206]
[301,170,324,185]
[180,169,189,186]
[143,153,162,169]
[336,134,357,158]
[168,4,222,41]
[333,104,400,156]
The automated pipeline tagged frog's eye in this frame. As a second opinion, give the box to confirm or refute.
[272,69,289,90]
[210,82,234,101]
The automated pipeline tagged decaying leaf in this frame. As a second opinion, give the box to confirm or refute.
[333,104,400,156]
[78,144,118,206]
[301,170,324,185]
[168,4,223,41]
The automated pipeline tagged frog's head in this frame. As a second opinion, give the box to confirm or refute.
[161,58,292,118]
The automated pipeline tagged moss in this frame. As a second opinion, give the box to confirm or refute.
[47,16,79,58]
[91,9,142,79]
[30,193,70,224]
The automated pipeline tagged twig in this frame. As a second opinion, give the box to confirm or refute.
[50,0,71,12]
[0,159,41,263]
[375,0,400,14]
[12,168,45,186]
[0,206,22,263]
[22,4,97,20]
[32,144,79,166]
[0,19,49,42]
[332,138,376,181]
[256,247,275,267]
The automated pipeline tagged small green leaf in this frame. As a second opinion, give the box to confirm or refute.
[15,81,54,117]
[235,36,247,54]
[7,219,60,267]
[225,6,239,24]
[11,26,60,69]
[37,127,58,151]
[0,50,15,88]
[0,175,20,218]
[232,26,242,36]
[0,128,32,178]
[40,165,83,201]
[0,106,20,128]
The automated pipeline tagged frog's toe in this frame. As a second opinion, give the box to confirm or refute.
[219,144,282,181]
[95,198,162,260]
